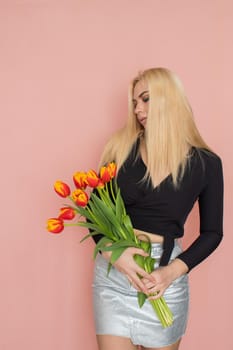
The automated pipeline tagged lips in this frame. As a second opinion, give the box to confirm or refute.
[140,117,147,124]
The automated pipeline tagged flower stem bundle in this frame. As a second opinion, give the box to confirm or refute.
[47,162,173,328]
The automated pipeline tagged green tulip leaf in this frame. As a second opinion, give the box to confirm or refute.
[115,188,126,217]
[91,193,122,229]
[73,205,94,221]
[101,239,138,251]
[95,188,115,211]
[93,237,114,259]
[107,261,113,276]
[110,247,127,264]
[87,199,112,230]
[80,230,102,243]
[137,291,147,308]
[122,215,135,238]
[134,254,145,269]
[140,240,151,254]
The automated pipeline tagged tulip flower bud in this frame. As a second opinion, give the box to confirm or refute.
[58,207,76,220]
[47,218,64,233]
[107,162,117,179]
[73,172,88,189]
[72,189,88,207]
[86,170,100,188]
[100,166,111,183]
[54,180,71,198]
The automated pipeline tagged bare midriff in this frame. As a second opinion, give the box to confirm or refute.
[133,228,164,243]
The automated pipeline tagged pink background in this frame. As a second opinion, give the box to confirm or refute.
[0,1,232,349]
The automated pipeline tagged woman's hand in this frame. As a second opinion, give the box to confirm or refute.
[102,247,156,294]
[141,266,174,300]
[141,258,189,300]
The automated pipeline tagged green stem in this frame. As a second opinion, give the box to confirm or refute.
[149,297,173,327]
[149,299,173,328]
[109,179,116,202]
[86,205,96,219]
[142,254,173,328]
[64,223,81,227]
[134,235,139,245]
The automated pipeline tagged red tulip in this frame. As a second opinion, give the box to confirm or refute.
[73,172,88,189]
[58,207,76,220]
[72,189,88,207]
[97,180,105,189]
[86,170,100,188]
[100,166,111,183]
[47,218,64,233]
[54,180,71,198]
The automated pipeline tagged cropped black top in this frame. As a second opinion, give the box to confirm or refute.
[93,139,224,271]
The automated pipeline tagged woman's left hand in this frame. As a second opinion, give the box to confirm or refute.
[141,266,174,300]
[141,258,189,300]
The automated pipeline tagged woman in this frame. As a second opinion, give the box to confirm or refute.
[91,67,224,350]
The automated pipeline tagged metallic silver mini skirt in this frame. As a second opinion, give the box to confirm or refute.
[92,240,189,348]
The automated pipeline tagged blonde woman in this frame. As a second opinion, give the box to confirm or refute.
[92,68,224,350]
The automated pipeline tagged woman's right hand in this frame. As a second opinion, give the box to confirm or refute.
[101,247,156,294]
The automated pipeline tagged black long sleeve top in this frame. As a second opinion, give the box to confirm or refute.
[93,140,224,272]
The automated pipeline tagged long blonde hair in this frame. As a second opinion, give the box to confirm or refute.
[99,67,212,188]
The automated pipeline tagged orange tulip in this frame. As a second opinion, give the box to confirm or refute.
[54,180,71,198]
[86,170,100,188]
[73,171,88,189]
[107,162,117,178]
[100,166,111,183]
[47,218,64,233]
[58,207,76,220]
[72,189,88,207]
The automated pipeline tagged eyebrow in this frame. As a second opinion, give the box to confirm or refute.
[132,90,149,102]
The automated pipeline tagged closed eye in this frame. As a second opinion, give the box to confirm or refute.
[143,96,149,102]
[133,95,149,108]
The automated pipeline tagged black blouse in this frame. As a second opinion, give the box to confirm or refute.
[93,139,224,272]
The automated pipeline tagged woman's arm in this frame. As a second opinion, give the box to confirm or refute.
[142,153,224,299]
[176,154,224,271]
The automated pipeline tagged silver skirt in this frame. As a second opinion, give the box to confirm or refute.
[92,240,189,348]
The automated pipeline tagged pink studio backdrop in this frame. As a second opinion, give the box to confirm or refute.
[0,1,232,349]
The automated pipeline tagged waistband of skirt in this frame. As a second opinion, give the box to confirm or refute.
[151,238,180,248]
[151,238,180,251]
[144,235,181,266]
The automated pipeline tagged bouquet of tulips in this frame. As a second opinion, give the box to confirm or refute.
[47,162,173,328]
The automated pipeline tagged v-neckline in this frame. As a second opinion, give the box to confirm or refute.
[136,136,173,189]
[138,154,172,189]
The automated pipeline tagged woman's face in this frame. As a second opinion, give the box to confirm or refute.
[132,79,149,128]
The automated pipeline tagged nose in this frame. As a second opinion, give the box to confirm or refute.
[134,100,144,114]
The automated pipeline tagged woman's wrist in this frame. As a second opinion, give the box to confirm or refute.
[167,258,189,281]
